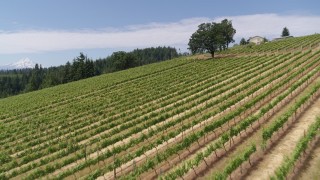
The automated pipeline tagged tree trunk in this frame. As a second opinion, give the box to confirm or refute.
[211,52,215,59]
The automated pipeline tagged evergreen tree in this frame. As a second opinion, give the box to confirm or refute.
[63,61,72,83]
[84,59,95,78]
[71,53,86,81]
[28,64,43,91]
[282,27,290,37]
[0,46,180,99]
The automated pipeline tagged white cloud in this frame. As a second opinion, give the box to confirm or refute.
[0,14,319,54]
[216,14,320,40]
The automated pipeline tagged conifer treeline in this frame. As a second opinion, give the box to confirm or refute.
[0,46,179,98]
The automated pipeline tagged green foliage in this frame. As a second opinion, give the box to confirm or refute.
[240,38,248,45]
[1,35,320,179]
[110,51,137,71]
[0,70,28,97]
[272,117,320,179]
[0,46,179,99]
[219,34,320,56]
[214,144,256,180]
[160,50,320,180]
[263,82,320,142]
[27,64,44,91]
[0,152,12,164]
[188,19,236,58]
[282,27,290,37]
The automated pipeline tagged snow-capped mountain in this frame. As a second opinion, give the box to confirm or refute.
[0,58,36,70]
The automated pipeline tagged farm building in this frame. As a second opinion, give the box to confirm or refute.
[273,36,294,41]
[248,36,264,45]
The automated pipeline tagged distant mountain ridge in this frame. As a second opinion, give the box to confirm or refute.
[0,58,36,70]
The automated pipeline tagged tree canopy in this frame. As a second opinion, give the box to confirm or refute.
[110,51,137,71]
[282,27,290,37]
[188,19,236,58]
[0,46,179,99]
[240,38,248,45]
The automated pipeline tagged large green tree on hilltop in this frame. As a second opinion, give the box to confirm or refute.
[220,19,236,49]
[188,19,236,58]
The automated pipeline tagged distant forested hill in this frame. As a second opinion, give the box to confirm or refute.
[0,46,179,98]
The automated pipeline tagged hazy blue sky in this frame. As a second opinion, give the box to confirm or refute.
[1,0,320,67]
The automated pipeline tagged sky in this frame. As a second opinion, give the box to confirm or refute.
[1,0,320,67]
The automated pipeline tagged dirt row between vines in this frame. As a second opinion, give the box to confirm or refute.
[2,61,195,154]
[217,40,320,58]
[7,61,214,158]
[178,77,320,180]
[77,57,262,145]
[4,59,255,178]
[294,138,320,180]
[67,68,276,179]
[97,72,283,179]
[244,94,320,180]
[6,51,312,179]
[8,65,200,156]
[6,64,197,150]
[46,57,283,178]
[222,81,320,180]
[1,60,195,124]
[177,72,320,180]
[136,68,307,180]
[97,54,315,180]
[2,54,282,159]
[146,50,320,180]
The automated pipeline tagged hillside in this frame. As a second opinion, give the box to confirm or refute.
[1,34,320,180]
[0,46,179,99]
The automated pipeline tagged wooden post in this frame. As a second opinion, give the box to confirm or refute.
[84,144,87,161]
[114,154,117,179]
[133,160,136,170]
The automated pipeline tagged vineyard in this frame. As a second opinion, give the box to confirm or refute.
[1,34,320,180]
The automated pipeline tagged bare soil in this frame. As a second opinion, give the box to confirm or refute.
[182,73,320,180]
[294,139,320,180]
[135,55,318,179]
[244,95,320,180]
